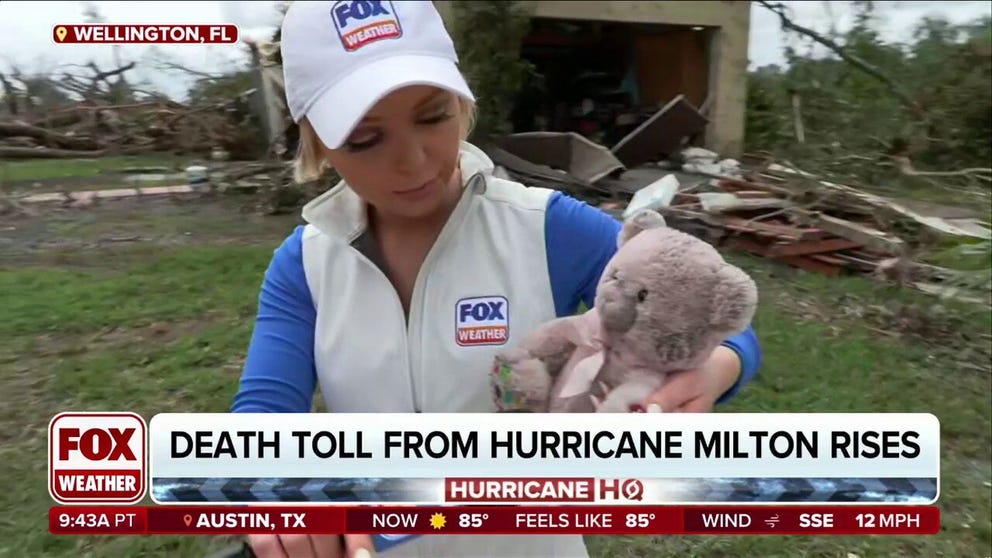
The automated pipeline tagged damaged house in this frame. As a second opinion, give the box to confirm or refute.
[437,0,751,158]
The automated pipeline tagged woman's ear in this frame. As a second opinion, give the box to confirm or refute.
[617,209,667,249]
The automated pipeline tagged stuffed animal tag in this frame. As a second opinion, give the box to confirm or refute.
[556,352,605,398]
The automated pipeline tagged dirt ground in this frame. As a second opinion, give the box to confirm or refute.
[2,192,301,266]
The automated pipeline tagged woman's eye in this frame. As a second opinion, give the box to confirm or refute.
[419,111,453,125]
[637,289,648,302]
[343,134,380,152]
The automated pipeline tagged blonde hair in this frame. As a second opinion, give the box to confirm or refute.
[293,96,477,184]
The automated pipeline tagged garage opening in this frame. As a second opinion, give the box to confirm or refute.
[510,18,713,147]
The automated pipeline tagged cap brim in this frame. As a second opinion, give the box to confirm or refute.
[305,54,475,150]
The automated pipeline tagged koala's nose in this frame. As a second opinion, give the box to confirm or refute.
[599,294,636,333]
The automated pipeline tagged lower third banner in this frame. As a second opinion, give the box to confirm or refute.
[49,505,941,536]
[148,412,941,505]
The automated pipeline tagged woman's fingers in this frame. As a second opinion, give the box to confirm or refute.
[310,534,348,557]
[278,534,319,558]
[249,533,355,558]
[247,535,288,558]
[343,534,376,557]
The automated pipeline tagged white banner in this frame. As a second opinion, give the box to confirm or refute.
[149,413,939,480]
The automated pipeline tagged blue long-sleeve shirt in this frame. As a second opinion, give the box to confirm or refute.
[232,192,761,412]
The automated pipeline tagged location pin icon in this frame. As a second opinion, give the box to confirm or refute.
[183,514,193,527]
[55,26,68,42]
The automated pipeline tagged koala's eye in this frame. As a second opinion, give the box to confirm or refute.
[637,289,648,302]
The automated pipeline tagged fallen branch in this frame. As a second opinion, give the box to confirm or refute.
[89,61,135,83]
[757,1,929,121]
[893,157,992,182]
[46,100,178,114]
[0,121,101,150]
[152,59,225,80]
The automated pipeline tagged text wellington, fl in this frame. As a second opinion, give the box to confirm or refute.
[170,429,923,460]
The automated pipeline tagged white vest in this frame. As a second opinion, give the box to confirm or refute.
[299,143,589,557]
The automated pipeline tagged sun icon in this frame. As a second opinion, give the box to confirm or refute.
[429,513,447,530]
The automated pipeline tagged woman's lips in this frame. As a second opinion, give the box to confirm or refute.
[394,178,440,200]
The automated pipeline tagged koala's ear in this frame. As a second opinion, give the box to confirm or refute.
[709,264,759,334]
[618,209,667,249]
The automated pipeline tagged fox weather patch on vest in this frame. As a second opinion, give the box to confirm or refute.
[331,0,403,52]
[456,296,509,347]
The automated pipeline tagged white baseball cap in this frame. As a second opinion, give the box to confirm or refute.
[281,0,476,150]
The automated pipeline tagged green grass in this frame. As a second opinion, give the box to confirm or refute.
[0,154,186,184]
[1,210,989,557]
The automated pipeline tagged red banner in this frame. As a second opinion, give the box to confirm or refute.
[50,505,940,536]
[53,24,238,44]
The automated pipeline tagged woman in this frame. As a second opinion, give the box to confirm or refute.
[234,2,761,557]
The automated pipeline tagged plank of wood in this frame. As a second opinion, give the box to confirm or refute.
[814,214,906,255]
[726,231,849,276]
[662,207,822,241]
[808,253,851,266]
[767,238,864,257]
[789,210,906,255]
[778,255,845,276]
[720,216,809,241]
[732,190,781,199]
[716,177,795,197]
[698,192,794,213]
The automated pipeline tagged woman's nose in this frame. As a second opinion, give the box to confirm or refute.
[392,132,428,172]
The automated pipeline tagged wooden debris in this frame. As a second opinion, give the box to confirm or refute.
[499,132,625,184]
[697,192,793,213]
[807,213,906,255]
[480,127,983,289]
[611,95,708,168]
[649,165,927,278]
[766,238,863,258]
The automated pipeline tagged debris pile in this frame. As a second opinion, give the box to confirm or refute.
[0,96,263,161]
[0,61,268,161]
[490,96,991,301]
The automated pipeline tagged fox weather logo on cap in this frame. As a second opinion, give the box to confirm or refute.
[331,0,403,52]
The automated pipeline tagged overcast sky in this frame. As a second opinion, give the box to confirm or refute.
[0,1,989,101]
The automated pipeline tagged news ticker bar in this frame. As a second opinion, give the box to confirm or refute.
[50,505,939,536]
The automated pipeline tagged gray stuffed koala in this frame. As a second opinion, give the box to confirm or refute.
[491,209,758,413]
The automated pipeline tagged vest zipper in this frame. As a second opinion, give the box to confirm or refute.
[348,250,416,409]
[405,175,484,412]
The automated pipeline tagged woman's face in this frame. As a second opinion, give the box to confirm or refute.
[322,85,463,221]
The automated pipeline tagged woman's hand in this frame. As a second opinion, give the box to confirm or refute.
[642,345,742,413]
[248,534,374,558]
